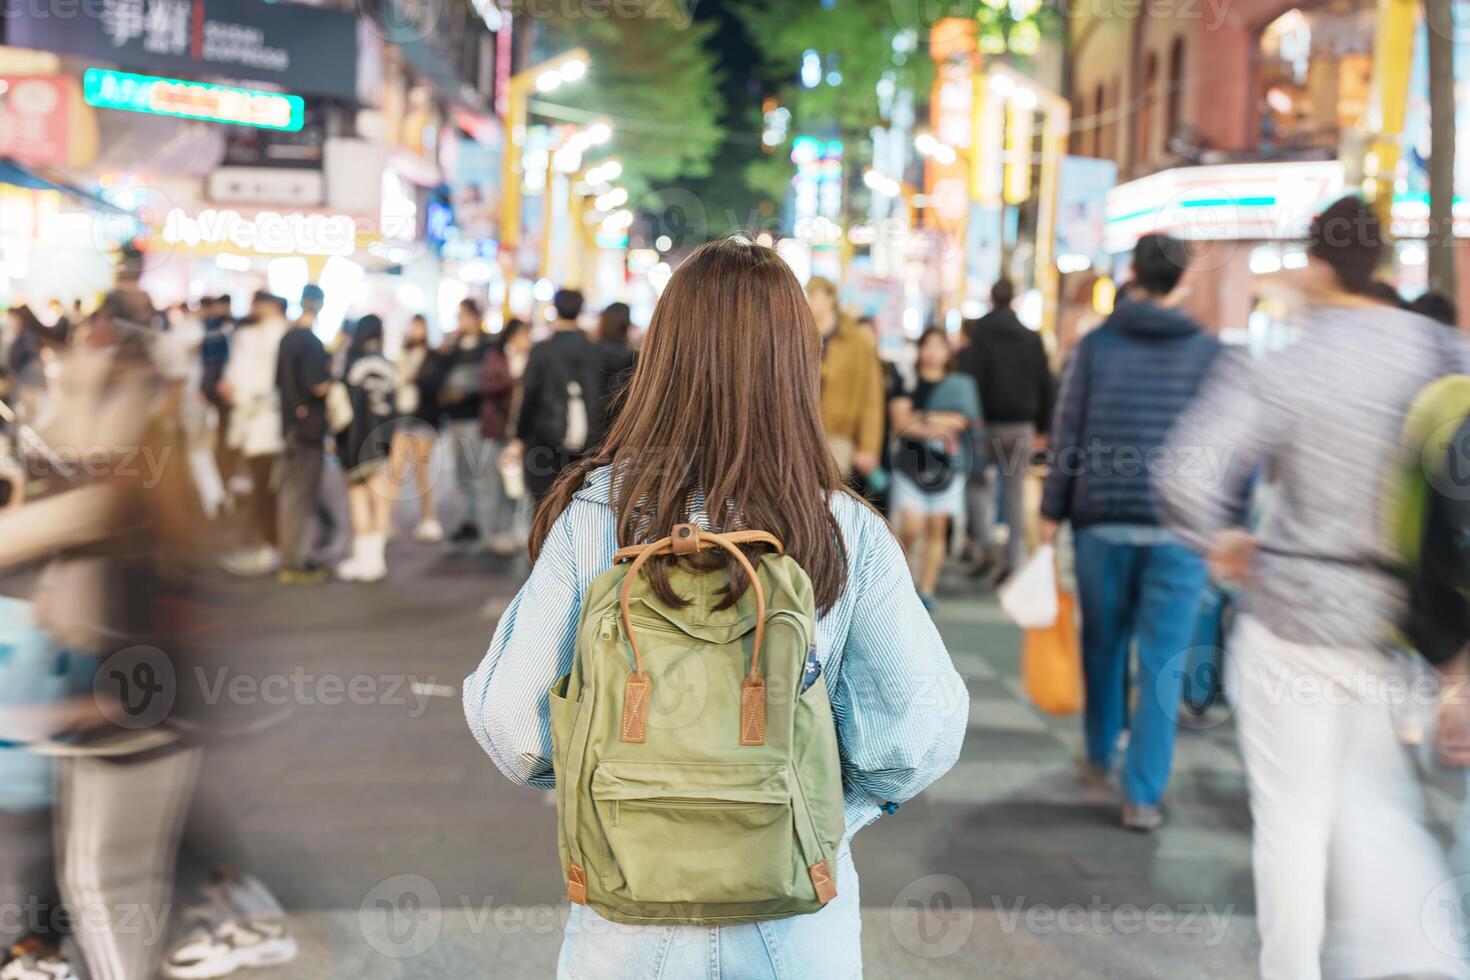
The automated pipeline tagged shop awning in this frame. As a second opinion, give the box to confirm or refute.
[0,158,133,216]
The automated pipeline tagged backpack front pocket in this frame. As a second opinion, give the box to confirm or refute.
[590,761,794,905]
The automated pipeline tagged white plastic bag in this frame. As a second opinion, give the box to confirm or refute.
[999,544,1059,629]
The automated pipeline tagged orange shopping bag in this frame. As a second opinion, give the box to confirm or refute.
[1021,589,1083,716]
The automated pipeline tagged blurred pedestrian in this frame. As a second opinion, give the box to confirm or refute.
[199,296,236,487]
[959,279,1054,583]
[217,294,288,577]
[274,290,331,585]
[435,298,493,548]
[1040,232,1221,833]
[807,276,884,483]
[0,289,215,980]
[464,237,965,978]
[505,289,632,503]
[335,316,397,582]
[888,328,980,611]
[1160,196,1470,980]
[596,301,633,349]
[478,317,532,556]
[0,307,48,424]
[390,313,443,543]
[1411,289,1458,326]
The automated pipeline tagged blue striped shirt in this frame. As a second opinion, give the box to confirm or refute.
[462,465,969,838]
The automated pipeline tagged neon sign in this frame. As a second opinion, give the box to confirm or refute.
[82,68,304,132]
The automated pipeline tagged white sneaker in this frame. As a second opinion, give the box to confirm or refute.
[181,867,287,929]
[357,532,387,583]
[336,537,368,582]
[162,919,297,979]
[1,943,76,980]
[412,518,444,543]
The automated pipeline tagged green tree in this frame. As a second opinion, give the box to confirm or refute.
[733,2,1062,203]
[734,0,929,131]
[532,5,725,200]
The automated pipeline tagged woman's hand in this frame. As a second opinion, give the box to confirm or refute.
[499,440,524,469]
[1039,519,1059,546]
[1206,529,1257,586]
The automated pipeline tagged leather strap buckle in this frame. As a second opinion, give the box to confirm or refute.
[670,523,699,555]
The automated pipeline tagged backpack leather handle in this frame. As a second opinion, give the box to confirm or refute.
[616,524,781,744]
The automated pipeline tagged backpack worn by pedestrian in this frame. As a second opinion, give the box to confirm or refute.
[1383,364,1470,664]
[549,524,845,925]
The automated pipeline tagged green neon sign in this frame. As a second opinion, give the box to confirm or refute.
[82,68,304,132]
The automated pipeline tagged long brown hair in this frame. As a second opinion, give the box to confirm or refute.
[529,237,859,613]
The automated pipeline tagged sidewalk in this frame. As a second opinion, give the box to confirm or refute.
[239,585,1262,979]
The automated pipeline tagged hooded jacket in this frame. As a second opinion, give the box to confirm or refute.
[1041,297,1220,529]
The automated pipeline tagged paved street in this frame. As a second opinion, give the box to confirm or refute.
[165,526,1265,979]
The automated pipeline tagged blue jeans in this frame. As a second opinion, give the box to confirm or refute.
[1073,528,1208,807]
[556,848,861,979]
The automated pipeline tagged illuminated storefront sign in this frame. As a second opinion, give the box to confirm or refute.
[6,0,357,100]
[1105,161,1345,252]
[0,76,75,166]
[161,207,356,256]
[83,68,304,132]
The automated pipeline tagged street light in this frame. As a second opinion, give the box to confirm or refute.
[501,47,591,252]
[595,187,628,211]
[586,159,622,186]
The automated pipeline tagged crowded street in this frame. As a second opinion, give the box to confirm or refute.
[3,1,1470,978]
[2,524,1259,979]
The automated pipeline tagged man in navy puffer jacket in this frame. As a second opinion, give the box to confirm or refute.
[1039,233,1220,833]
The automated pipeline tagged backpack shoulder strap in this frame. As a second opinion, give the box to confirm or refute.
[613,524,783,746]
[612,529,784,564]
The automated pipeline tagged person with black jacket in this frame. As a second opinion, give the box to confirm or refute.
[504,289,633,501]
[1040,233,1220,834]
[435,299,493,547]
[958,279,1054,580]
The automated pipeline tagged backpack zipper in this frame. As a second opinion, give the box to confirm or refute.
[606,797,770,827]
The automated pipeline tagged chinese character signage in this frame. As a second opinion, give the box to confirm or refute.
[0,76,74,165]
[84,68,305,131]
[5,0,357,100]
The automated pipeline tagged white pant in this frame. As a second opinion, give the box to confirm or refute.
[1232,616,1469,980]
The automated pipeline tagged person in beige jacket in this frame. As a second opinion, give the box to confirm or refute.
[807,277,884,480]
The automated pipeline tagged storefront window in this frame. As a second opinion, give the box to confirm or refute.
[1257,1,1375,154]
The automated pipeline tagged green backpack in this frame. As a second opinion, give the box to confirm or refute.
[548,523,846,925]
[1382,372,1470,659]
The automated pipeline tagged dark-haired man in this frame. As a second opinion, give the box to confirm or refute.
[508,289,633,501]
[274,286,331,584]
[436,298,493,546]
[959,278,1054,582]
[1040,233,1220,833]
